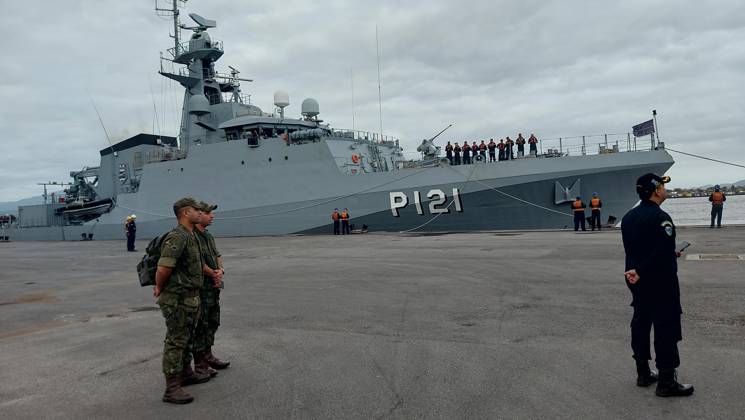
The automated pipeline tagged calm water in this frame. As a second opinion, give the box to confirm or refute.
[662,195,745,226]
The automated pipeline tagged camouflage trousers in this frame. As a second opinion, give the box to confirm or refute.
[158,290,201,375]
[194,286,221,353]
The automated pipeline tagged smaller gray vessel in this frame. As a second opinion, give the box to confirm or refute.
[4,0,674,241]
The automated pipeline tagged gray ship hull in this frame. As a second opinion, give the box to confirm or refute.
[6,138,673,241]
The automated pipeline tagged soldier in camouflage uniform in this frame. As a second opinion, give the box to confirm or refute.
[193,201,231,377]
[154,197,211,404]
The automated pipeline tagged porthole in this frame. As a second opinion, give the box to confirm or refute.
[180,168,184,172]
[284,156,288,160]
[268,157,272,162]
[241,160,245,165]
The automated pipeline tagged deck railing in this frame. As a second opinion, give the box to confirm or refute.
[401,132,658,160]
[329,129,400,145]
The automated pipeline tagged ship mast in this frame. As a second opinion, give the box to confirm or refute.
[155,0,186,56]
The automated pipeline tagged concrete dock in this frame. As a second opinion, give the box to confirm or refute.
[1,227,744,419]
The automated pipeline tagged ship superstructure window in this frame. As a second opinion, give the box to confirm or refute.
[118,163,129,184]
[205,87,221,105]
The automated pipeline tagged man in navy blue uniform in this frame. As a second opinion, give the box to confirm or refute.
[621,173,694,397]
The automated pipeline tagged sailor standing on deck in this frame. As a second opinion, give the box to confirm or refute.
[462,141,471,165]
[528,133,538,156]
[571,196,587,231]
[505,137,515,160]
[622,173,694,397]
[590,192,603,231]
[488,139,497,162]
[516,133,526,157]
[498,139,506,161]
[708,185,726,228]
[445,142,454,165]
[453,142,462,165]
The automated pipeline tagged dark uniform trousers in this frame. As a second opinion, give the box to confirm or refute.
[591,210,602,230]
[573,212,586,231]
[711,204,723,227]
[126,222,136,251]
[630,296,682,370]
[333,220,340,235]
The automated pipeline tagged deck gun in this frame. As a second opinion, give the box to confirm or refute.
[417,123,453,161]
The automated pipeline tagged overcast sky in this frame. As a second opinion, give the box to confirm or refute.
[1,0,744,201]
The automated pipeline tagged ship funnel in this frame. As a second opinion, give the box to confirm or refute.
[301,98,320,120]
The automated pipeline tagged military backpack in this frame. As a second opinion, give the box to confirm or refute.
[136,229,187,287]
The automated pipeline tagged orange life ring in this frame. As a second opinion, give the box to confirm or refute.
[351,154,360,164]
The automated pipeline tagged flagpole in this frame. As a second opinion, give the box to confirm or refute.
[651,109,659,149]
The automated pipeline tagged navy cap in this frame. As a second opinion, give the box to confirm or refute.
[636,173,670,197]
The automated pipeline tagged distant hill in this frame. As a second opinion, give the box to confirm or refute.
[697,179,745,189]
[0,194,55,215]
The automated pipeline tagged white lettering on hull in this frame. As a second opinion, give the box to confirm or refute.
[389,188,463,217]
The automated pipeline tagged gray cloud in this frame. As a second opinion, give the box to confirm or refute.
[1,0,743,200]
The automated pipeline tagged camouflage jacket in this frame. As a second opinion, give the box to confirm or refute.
[157,224,204,296]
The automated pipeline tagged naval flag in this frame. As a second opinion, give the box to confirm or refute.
[633,119,655,137]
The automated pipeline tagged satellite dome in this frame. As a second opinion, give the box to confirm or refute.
[188,94,210,115]
[273,91,290,108]
[301,98,319,118]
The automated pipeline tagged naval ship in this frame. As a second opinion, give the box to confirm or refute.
[2,1,674,241]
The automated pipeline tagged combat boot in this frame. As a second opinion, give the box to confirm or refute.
[206,347,231,369]
[194,352,218,378]
[635,361,658,387]
[655,369,694,397]
[181,363,211,386]
[162,374,194,404]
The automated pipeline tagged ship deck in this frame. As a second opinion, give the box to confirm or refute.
[1,226,744,419]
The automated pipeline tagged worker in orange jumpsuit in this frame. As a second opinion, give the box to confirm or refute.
[708,185,726,228]
[331,208,340,235]
[572,196,587,231]
[590,192,603,231]
[340,208,351,235]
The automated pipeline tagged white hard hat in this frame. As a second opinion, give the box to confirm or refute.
[131,214,137,219]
